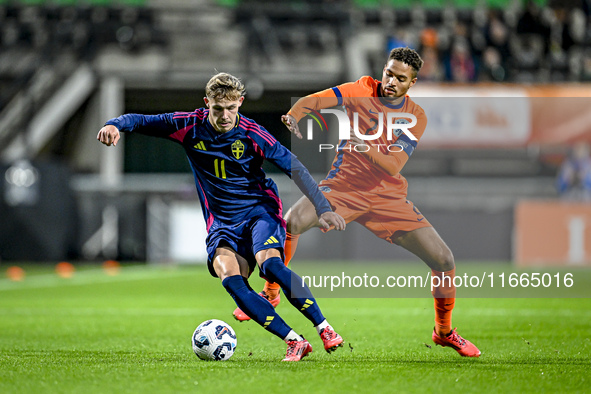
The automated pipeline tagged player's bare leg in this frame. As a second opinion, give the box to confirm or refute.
[392,227,454,272]
[285,196,322,235]
[213,246,251,281]
[393,227,481,357]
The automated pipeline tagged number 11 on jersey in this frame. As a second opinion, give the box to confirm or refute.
[214,159,226,179]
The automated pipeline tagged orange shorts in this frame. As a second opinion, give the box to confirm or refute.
[318,183,431,243]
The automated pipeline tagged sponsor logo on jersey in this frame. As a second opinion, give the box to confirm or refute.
[231,140,245,159]
[319,186,331,193]
[194,141,207,151]
[264,236,279,245]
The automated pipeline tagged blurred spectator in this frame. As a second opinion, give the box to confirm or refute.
[480,46,506,81]
[418,28,443,82]
[551,6,577,52]
[386,28,416,54]
[481,11,510,81]
[484,11,510,61]
[442,22,478,82]
[420,27,438,49]
[419,46,444,82]
[556,143,591,201]
[444,37,476,82]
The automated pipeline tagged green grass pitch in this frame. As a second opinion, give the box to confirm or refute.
[0,263,589,393]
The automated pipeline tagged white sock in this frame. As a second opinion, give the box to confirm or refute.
[283,330,304,342]
[315,319,330,335]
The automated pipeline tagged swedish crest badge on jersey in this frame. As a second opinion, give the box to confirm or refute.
[231,140,245,159]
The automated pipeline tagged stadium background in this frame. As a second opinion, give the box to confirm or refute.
[0,0,590,267]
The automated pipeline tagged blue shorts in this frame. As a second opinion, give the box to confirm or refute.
[206,213,286,278]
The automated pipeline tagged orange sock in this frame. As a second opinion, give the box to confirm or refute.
[262,281,281,298]
[431,268,456,336]
[263,232,300,299]
[284,232,300,266]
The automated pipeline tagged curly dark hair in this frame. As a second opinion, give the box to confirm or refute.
[387,47,424,77]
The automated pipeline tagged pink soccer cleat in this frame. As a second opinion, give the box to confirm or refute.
[320,326,344,353]
[282,339,313,362]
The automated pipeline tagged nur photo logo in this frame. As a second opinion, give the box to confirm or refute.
[302,107,417,153]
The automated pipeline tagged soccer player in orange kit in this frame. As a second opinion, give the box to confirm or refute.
[234,47,480,357]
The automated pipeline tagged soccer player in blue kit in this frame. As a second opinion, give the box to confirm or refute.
[97,72,346,361]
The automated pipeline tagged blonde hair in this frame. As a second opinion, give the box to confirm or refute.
[205,72,245,101]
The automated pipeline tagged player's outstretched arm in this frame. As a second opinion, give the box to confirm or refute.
[97,125,120,147]
[318,211,346,231]
[281,114,302,140]
[347,134,411,177]
[282,89,340,139]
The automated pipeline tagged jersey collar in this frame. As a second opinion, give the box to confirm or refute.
[377,82,406,109]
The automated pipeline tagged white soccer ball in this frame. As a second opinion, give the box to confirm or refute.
[191,319,237,361]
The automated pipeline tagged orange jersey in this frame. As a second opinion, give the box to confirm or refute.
[289,76,427,198]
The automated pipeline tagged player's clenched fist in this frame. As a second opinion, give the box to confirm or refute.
[281,114,302,139]
[97,125,121,146]
[318,211,346,231]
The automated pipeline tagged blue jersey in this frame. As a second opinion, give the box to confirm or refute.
[106,109,331,229]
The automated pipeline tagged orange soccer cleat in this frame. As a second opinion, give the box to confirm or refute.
[432,328,481,357]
